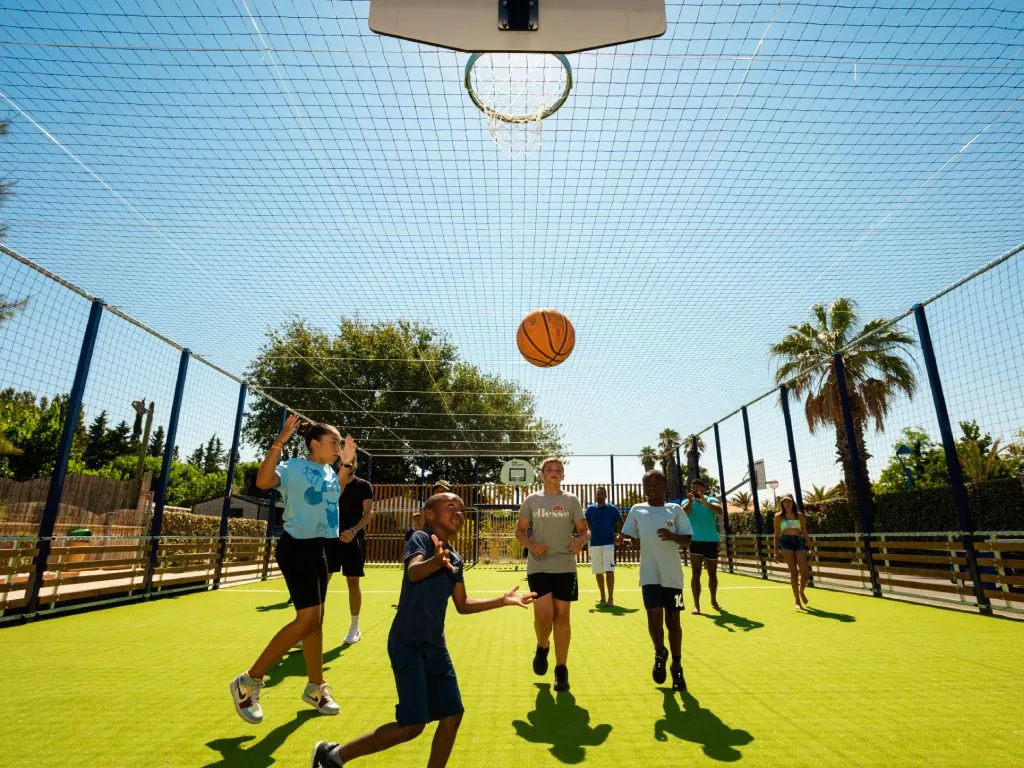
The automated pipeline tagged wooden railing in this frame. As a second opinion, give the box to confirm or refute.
[3,530,1018,621]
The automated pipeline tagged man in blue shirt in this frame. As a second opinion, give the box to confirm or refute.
[584,486,622,605]
[682,479,724,615]
[311,493,536,768]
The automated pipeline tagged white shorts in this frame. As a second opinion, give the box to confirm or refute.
[590,544,616,574]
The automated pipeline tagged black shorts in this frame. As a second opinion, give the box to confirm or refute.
[689,540,719,560]
[324,535,366,577]
[642,584,684,612]
[275,532,328,610]
[527,571,578,602]
[388,637,464,726]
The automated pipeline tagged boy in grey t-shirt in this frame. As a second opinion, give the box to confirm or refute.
[515,457,589,692]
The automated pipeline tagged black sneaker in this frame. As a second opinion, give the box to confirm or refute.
[652,647,668,684]
[671,664,687,692]
[533,645,550,676]
[553,664,570,692]
[310,741,342,768]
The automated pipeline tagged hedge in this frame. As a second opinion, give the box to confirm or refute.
[161,509,267,538]
[725,478,1024,535]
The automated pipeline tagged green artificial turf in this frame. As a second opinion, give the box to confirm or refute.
[1,567,1022,767]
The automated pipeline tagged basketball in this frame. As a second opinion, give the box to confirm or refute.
[516,308,576,367]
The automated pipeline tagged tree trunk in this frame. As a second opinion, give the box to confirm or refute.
[662,456,682,501]
[686,444,700,486]
[833,419,860,532]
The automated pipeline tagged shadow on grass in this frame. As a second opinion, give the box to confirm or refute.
[255,598,292,613]
[262,642,351,691]
[512,683,612,764]
[803,606,856,623]
[654,689,753,762]
[588,603,639,616]
[203,710,316,767]
[702,608,765,632]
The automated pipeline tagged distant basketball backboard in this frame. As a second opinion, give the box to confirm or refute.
[369,0,667,53]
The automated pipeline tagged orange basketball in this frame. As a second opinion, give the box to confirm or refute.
[516,309,575,367]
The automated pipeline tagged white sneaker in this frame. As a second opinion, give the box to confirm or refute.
[302,682,340,715]
[343,628,361,645]
[230,672,265,724]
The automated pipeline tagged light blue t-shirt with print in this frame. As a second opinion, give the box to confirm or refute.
[275,458,340,539]
[683,496,721,542]
[621,503,693,589]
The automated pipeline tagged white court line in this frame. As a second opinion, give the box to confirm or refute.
[222,585,789,595]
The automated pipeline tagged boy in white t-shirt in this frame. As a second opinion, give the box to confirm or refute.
[620,469,693,691]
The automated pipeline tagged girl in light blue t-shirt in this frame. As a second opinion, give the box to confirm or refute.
[229,414,357,726]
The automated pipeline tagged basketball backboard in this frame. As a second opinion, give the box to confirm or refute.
[369,0,667,53]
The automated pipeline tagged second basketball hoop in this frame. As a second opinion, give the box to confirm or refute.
[464,52,572,158]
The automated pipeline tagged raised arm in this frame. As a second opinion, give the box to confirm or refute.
[406,534,458,583]
[451,582,536,614]
[255,413,301,490]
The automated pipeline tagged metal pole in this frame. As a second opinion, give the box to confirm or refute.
[741,406,767,579]
[214,383,247,589]
[780,384,812,586]
[144,347,191,595]
[609,454,615,505]
[714,423,733,574]
[472,459,480,565]
[913,304,991,614]
[261,407,288,580]
[27,299,105,614]
[833,353,881,597]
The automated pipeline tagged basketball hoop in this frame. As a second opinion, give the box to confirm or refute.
[464,52,572,158]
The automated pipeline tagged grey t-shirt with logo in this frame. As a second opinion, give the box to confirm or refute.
[519,490,585,575]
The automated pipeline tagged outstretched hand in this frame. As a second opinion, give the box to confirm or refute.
[432,534,458,573]
[340,434,357,465]
[503,585,537,608]
[277,413,302,444]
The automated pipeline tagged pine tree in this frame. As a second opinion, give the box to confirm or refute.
[83,411,110,469]
[187,445,205,469]
[203,435,225,474]
[148,425,165,457]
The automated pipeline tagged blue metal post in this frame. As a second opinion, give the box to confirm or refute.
[913,304,990,614]
[144,347,190,595]
[713,423,734,574]
[27,299,105,614]
[833,353,881,597]
[214,383,246,589]
[472,459,480,565]
[741,406,767,578]
[261,407,288,580]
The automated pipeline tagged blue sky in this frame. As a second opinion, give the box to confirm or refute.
[1,1,1023,497]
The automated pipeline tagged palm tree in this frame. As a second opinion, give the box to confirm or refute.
[771,298,916,529]
[958,437,1005,483]
[658,428,683,500]
[0,297,27,325]
[803,483,843,505]
[684,433,705,486]
[639,445,658,472]
[730,490,752,511]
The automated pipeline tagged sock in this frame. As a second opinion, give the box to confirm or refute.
[536,645,549,655]
[350,614,359,626]
[326,745,344,768]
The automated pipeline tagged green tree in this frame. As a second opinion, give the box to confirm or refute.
[684,433,705,486]
[243,319,562,483]
[803,483,845,504]
[698,467,720,495]
[873,427,949,495]
[730,491,752,511]
[639,446,658,471]
[149,425,166,458]
[203,435,225,474]
[771,298,916,529]
[658,428,683,500]
[956,420,1012,483]
[187,445,205,470]
[1,297,27,325]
